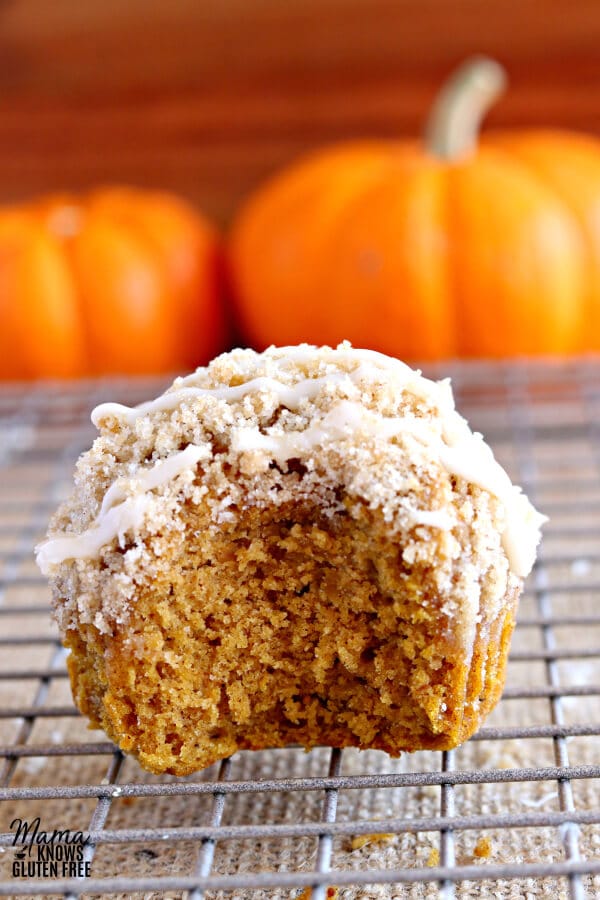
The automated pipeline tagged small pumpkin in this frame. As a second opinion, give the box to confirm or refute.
[229,58,600,359]
[0,187,226,378]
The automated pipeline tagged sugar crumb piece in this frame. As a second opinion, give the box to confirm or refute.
[473,835,492,859]
[297,888,339,899]
[350,832,396,851]
[427,847,440,867]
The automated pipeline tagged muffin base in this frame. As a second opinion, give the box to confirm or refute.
[63,500,519,775]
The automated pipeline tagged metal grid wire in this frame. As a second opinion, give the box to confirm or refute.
[0,359,599,898]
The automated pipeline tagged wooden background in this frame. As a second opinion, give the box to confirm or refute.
[0,0,599,224]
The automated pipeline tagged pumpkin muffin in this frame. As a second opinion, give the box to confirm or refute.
[36,343,545,775]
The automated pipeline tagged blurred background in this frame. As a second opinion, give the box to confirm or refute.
[2,0,600,377]
[1,0,599,223]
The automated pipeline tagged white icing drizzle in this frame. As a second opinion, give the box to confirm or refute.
[40,345,546,579]
[36,444,208,576]
[90,349,450,428]
[230,400,437,459]
[92,375,348,427]
[99,443,210,516]
[36,494,152,578]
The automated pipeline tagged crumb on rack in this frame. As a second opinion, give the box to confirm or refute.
[350,832,396,851]
[474,835,492,858]
[427,847,440,867]
[297,886,339,899]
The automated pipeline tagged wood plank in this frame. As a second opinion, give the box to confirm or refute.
[0,0,598,222]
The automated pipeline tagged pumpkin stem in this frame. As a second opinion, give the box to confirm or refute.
[425,56,507,160]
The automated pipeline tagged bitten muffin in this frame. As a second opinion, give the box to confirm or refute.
[36,343,545,775]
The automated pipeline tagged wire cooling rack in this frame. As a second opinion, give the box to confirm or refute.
[0,359,599,899]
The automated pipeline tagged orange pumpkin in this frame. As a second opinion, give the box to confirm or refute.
[229,58,600,359]
[0,187,227,378]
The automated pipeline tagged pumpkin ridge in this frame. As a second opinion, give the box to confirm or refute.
[306,153,407,344]
[447,145,586,356]
[43,198,94,378]
[485,140,589,236]
[487,136,600,351]
[486,141,589,353]
[67,202,110,377]
[25,209,87,378]
[317,152,455,358]
[71,206,179,374]
[108,193,225,370]
[230,149,393,349]
[438,163,460,360]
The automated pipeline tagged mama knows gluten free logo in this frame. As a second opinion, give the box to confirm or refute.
[10,817,91,879]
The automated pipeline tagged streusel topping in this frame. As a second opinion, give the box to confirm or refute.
[37,342,545,583]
